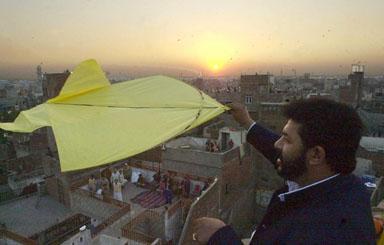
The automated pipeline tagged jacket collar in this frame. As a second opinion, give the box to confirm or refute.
[277,174,357,207]
[278,174,340,202]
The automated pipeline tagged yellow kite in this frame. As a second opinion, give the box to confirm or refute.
[0,60,229,172]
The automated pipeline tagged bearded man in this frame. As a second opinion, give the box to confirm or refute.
[194,98,375,244]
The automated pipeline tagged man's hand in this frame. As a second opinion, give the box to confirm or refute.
[193,217,226,244]
[227,103,255,129]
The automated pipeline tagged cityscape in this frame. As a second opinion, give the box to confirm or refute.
[1,0,384,245]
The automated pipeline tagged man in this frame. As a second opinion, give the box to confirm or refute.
[184,175,191,198]
[88,174,96,193]
[123,163,132,181]
[194,98,375,244]
[137,173,146,187]
[113,178,123,202]
[164,186,173,204]
[119,169,128,187]
[110,167,120,185]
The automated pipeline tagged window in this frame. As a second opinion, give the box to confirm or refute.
[245,96,252,104]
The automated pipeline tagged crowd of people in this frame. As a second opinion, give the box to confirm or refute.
[87,164,132,202]
[153,172,211,204]
[86,163,211,205]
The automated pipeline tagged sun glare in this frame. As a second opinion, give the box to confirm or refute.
[192,33,237,75]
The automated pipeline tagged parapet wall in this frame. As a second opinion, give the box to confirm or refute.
[162,146,243,177]
[178,179,220,245]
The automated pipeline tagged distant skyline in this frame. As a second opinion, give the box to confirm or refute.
[1,0,384,79]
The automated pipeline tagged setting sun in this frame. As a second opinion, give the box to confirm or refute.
[189,32,237,75]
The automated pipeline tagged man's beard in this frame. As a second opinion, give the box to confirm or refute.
[275,149,307,181]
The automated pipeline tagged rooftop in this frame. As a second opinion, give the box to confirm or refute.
[360,137,384,153]
[166,136,208,151]
[0,195,74,237]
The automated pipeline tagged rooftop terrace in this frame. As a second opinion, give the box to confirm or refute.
[0,195,74,237]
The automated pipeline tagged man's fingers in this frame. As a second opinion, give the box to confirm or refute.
[192,217,226,241]
[227,102,244,111]
[192,218,204,243]
[222,100,233,105]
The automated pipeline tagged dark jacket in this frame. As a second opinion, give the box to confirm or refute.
[208,123,375,244]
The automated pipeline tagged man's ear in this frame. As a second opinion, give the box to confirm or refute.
[307,146,326,166]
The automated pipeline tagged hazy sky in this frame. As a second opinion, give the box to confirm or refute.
[1,0,384,79]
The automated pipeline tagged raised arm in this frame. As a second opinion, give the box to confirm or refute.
[247,123,280,163]
[229,103,280,163]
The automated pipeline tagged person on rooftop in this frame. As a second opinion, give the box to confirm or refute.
[137,173,146,187]
[194,98,376,244]
[101,176,110,194]
[113,178,123,202]
[118,169,128,187]
[88,174,96,193]
[110,167,120,184]
[123,163,132,181]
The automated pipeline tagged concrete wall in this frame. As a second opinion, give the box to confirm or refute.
[92,234,130,245]
[162,148,223,177]
[45,176,71,207]
[178,180,220,245]
[162,146,243,179]
[166,137,207,151]
[134,147,162,163]
[62,229,92,245]
[163,148,222,167]
[165,206,183,243]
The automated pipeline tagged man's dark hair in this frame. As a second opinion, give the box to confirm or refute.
[283,98,363,174]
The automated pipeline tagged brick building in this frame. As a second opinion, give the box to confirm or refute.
[240,74,272,112]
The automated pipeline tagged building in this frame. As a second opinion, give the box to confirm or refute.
[358,109,384,137]
[240,73,272,112]
[42,71,70,102]
[366,90,384,113]
[358,137,384,176]
[161,128,262,238]
[239,74,289,133]
[256,102,287,132]
[41,71,70,159]
[339,64,364,107]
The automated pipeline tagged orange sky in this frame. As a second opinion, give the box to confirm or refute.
[1,0,384,79]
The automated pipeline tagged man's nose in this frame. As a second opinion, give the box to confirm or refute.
[274,137,283,149]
